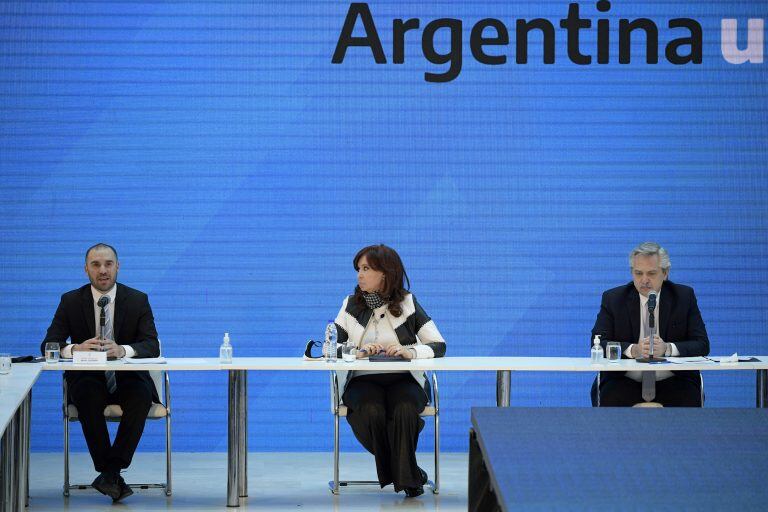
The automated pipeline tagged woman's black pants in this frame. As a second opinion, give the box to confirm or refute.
[342,373,427,491]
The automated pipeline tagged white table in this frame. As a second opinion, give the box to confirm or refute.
[38,356,768,507]
[1,364,41,512]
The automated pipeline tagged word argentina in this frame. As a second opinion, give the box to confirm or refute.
[332,2,766,83]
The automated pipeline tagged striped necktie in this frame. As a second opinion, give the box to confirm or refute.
[101,297,117,394]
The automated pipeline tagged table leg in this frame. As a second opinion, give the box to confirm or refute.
[25,393,31,508]
[496,371,510,407]
[1,412,17,511]
[757,370,768,408]
[237,371,247,497]
[227,370,240,507]
[596,372,601,407]
[0,429,4,510]
[19,394,30,510]
[11,411,21,511]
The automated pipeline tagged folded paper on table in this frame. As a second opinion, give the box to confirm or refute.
[124,357,167,364]
[368,354,409,362]
[73,351,107,364]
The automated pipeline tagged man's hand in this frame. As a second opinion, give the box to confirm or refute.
[639,335,667,358]
[384,344,414,360]
[73,338,103,352]
[99,338,126,359]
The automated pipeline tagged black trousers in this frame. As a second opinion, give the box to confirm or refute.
[69,371,153,473]
[596,375,702,407]
[342,373,428,491]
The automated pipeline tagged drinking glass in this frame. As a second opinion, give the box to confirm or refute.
[606,342,622,362]
[342,342,357,363]
[0,353,11,374]
[45,342,61,364]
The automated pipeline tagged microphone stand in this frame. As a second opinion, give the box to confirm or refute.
[99,307,106,341]
[99,306,110,357]
[636,303,666,363]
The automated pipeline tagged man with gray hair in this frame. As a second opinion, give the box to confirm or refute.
[590,242,710,406]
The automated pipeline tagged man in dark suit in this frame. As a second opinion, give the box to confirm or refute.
[41,243,159,502]
[591,242,709,407]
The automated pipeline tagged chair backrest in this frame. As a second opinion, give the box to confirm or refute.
[149,339,164,404]
[150,373,162,402]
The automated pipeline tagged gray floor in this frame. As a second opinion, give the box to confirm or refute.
[27,452,469,511]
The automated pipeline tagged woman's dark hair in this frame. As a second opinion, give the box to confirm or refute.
[352,244,411,317]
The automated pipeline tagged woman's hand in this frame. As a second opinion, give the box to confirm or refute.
[359,343,383,357]
[385,344,415,360]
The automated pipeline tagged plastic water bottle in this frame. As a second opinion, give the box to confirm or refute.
[325,321,337,363]
[220,332,233,364]
[591,335,603,364]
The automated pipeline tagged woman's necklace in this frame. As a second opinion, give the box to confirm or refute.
[372,310,380,343]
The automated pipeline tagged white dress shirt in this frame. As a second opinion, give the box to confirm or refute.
[624,291,679,382]
[60,285,135,358]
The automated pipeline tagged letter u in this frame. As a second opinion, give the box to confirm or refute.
[721,19,764,64]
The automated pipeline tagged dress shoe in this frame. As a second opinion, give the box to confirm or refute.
[113,474,134,502]
[403,467,428,498]
[404,485,424,498]
[418,466,428,485]
[92,471,121,500]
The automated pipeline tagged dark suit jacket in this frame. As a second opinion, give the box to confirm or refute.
[590,280,710,392]
[41,282,160,400]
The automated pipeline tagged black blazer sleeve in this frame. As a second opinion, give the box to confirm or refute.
[123,291,160,358]
[667,287,709,357]
[40,293,74,354]
[590,290,633,356]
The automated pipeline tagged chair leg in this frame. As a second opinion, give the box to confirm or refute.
[433,412,440,494]
[330,410,439,494]
[331,413,340,494]
[62,372,172,495]
[63,379,71,497]
[165,413,172,496]
[63,406,70,497]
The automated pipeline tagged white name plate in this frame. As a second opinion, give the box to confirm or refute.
[73,351,107,364]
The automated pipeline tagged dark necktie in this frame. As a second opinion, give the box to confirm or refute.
[101,297,117,394]
[641,302,656,401]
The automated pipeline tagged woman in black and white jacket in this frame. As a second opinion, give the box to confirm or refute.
[333,244,446,498]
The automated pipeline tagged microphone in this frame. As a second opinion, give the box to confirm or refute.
[97,296,110,339]
[647,290,657,313]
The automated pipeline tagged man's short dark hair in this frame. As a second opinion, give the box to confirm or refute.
[85,243,118,262]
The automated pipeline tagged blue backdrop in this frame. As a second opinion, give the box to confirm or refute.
[1,1,767,454]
